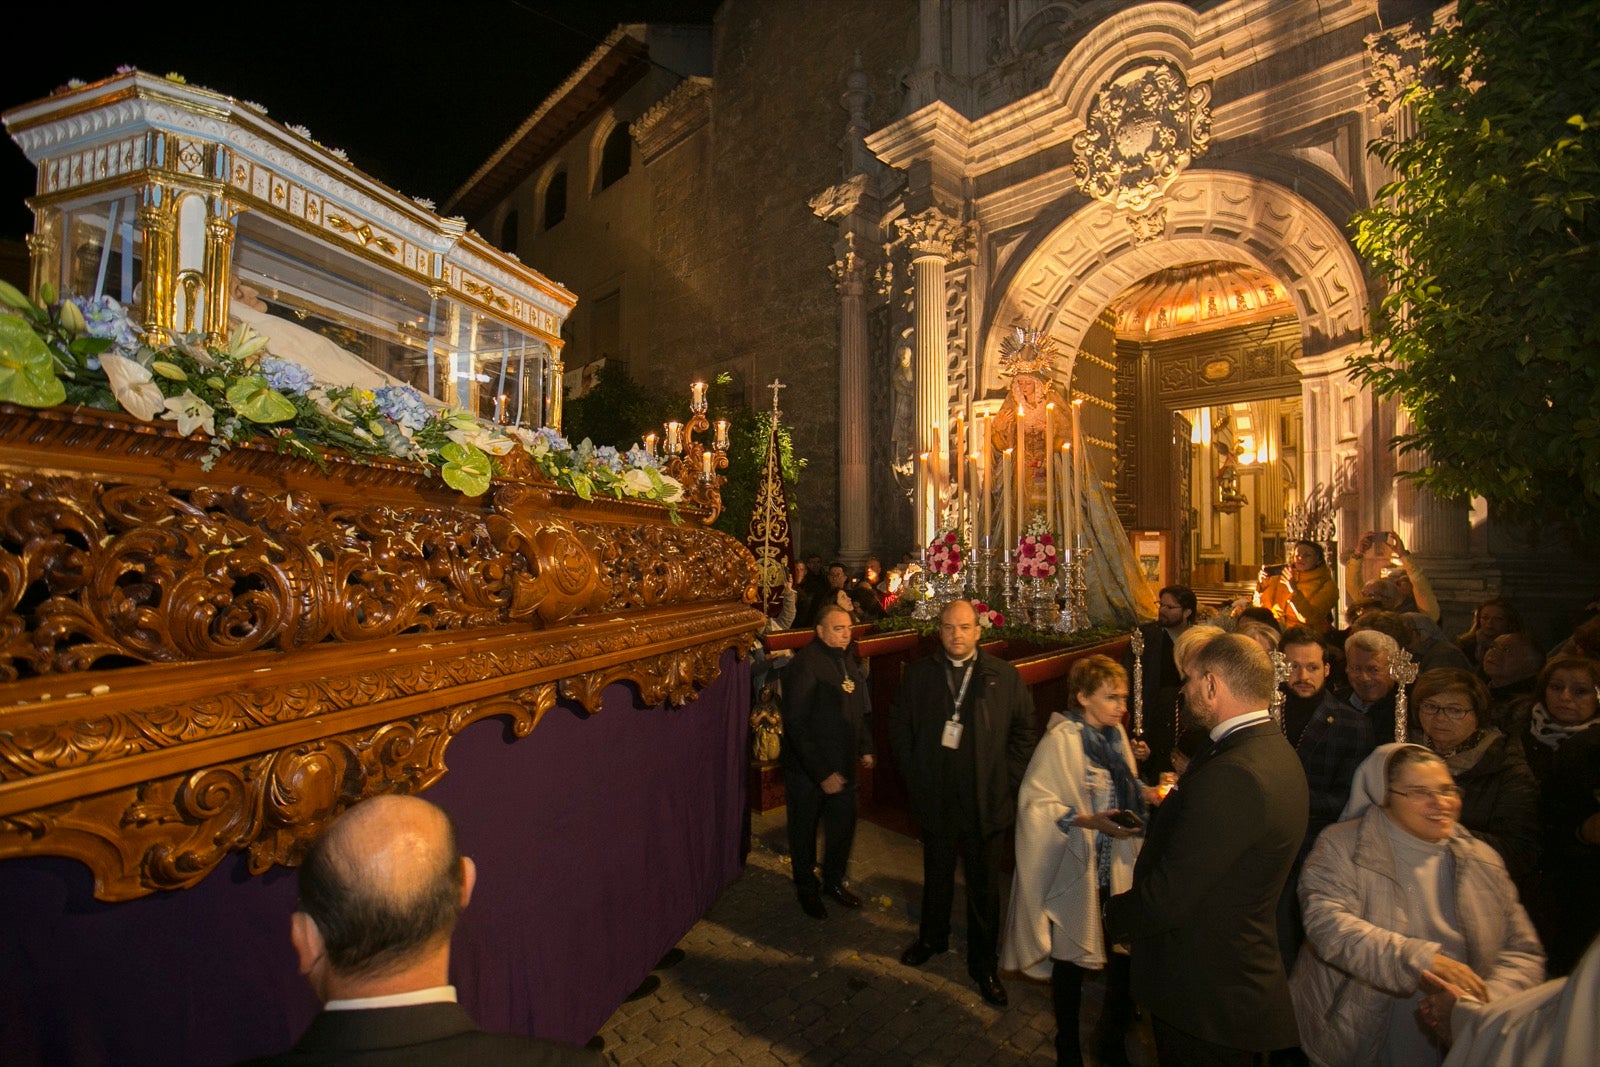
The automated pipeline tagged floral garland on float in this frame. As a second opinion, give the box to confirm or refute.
[1014,519,1059,580]
[972,600,1006,628]
[910,529,965,620]
[0,282,684,509]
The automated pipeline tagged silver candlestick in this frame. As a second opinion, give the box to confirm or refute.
[1130,627,1146,737]
[1390,648,1420,743]
[1269,650,1292,730]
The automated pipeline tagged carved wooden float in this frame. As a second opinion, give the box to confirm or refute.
[0,403,764,901]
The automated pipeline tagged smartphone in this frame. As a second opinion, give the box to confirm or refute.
[1262,563,1286,578]
[1370,530,1391,546]
[1109,809,1144,831]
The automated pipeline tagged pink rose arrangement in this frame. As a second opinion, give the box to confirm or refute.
[925,530,963,575]
[1015,527,1058,579]
[973,601,1005,628]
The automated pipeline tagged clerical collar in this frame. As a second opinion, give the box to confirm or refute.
[947,654,977,668]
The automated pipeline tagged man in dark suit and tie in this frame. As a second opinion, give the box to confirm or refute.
[892,599,1037,1007]
[242,794,600,1066]
[1105,632,1308,1065]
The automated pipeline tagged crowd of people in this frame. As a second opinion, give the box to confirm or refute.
[773,539,1598,1066]
[253,547,1597,1066]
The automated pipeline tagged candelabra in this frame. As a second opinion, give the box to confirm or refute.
[1054,545,1091,633]
[655,380,730,521]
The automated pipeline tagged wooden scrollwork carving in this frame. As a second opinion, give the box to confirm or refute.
[0,407,765,900]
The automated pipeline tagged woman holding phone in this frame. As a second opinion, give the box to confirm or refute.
[1257,539,1338,633]
[1002,655,1148,1067]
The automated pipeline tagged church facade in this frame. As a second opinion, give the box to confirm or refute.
[453,0,1592,639]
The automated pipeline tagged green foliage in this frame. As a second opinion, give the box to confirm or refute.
[1351,0,1600,524]
[562,362,667,450]
[709,373,804,540]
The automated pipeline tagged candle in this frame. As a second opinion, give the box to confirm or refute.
[1070,399,1084,549]
[701,451,713,478]
[953,415,964,537]
[666,421,683,454]
[1015,402,1026,538]
[1002,447,1015,547]
[644,432,658,457]
[1060,443,1071,551]
[714,418,729,451]
[972,412,985,547]
[690,381,707,413]
[1045,402,1055,535]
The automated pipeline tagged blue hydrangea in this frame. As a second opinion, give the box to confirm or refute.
[70,295,142,357]
[260,357,317,397]
[533,427,570,452]
[594,445,623,472]
[625,445,658,470]
[373,384,431,431]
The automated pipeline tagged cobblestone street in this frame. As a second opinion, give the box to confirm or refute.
[593,809,1157,1066]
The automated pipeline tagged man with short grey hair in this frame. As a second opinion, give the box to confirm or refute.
[1107,632,1309,1065]
[1341,628,1403,743]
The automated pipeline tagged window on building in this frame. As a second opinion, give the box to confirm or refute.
[597,125,632,192]
[543,170,567,230]
[498,209,519,252]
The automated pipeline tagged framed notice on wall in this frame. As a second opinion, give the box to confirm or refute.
[1131,530,1170,589]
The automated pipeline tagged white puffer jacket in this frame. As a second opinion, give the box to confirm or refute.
[1290,806,1545,1066]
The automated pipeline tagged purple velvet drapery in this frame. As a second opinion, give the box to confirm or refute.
[0,652,750,1066]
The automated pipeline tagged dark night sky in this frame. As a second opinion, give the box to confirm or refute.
[0,0,722,240]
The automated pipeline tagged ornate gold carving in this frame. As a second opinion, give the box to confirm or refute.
[461,277,512,311]
[1072,61,1212,211]
[0,406,763,899]
[326,213,399,254]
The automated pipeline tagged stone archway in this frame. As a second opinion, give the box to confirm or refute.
[983,168,1370,390]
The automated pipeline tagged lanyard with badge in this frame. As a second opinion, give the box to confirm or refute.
[943,661,975,749]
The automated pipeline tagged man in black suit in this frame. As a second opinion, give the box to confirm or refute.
[1275,625,1375,971]
[781,603,875,918]
[892,599,1037,1007]
[1105,632,1308,1065]
[242,794,600,1066]
[1127,584,1196,782]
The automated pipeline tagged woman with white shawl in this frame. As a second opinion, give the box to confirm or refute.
[1001,655,1146,1067]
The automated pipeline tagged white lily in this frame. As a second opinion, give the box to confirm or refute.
[160,390,216,437]
[622,468,655,496]
[446,424,517,456]
[99,354,167,421]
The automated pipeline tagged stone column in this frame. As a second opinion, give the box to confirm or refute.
[1392,408,1471,557]
[897,208,966,544]
[835,249,872,563]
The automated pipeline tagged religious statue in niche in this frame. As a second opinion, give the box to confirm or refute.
[1213,407,1246,513]
[989,327,1071,529]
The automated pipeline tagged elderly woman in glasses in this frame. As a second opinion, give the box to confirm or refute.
[1290,744,1545,1066]
[1410,668,1540,894]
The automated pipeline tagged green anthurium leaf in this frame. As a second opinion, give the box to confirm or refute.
[568,471,594,501]
[438,442,492,497]
[0,316,66,407]
[0,278,36,312]
[225,375,297,423]
[68,336,114,357]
